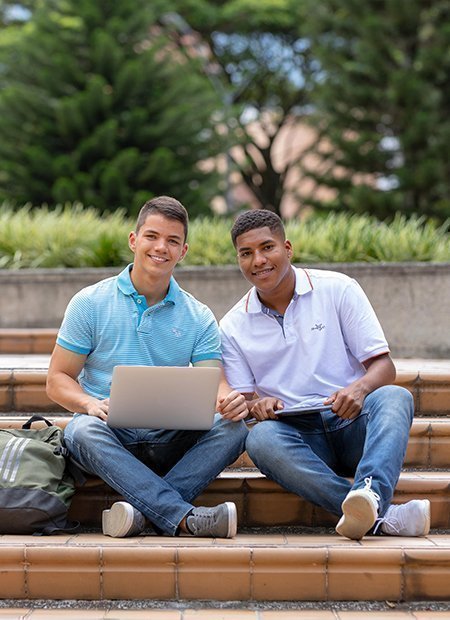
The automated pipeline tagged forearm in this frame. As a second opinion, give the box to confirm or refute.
[216,374,234,405]
[47,372,99,414]
[214,370,249,421]
[325,353,396,420]
[355,354,396,396]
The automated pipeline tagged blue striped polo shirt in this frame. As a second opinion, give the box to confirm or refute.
[56,264,221,399]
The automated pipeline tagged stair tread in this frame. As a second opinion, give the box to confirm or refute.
[2,532,450,602]
[1,356,450,375]
[2,531,450,548]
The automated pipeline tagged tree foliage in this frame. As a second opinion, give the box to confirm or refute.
[0,0,220,216]
[164,0,317,217]
[302,0,450,220]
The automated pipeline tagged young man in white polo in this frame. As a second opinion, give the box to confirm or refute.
[47,196,249,538]
[219,209,430,540]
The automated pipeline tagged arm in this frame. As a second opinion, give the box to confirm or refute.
[323,353,396,420]
[46,344,109,420]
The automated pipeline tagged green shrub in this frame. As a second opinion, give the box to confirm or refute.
[0,204,131,268]
[0,204,448,268]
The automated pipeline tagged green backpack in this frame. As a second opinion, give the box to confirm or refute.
[0,415,79,535]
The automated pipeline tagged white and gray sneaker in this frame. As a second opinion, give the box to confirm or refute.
[186,502,237,538]
[376,499,431,536]
[102,501,146,538]
[336,476,380,540]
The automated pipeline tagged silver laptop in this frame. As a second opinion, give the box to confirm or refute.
[107,365,221,430]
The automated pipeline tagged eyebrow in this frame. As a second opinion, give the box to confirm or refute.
[144,228,183,241]
[238,238,274,252]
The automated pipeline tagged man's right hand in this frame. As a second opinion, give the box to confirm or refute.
[250,397,284,421]
[85,397,109,421]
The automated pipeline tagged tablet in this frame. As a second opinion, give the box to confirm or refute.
[275,404,333,417]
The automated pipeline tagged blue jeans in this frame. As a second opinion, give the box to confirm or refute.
[245,385,414,518]
[64,414,248,535]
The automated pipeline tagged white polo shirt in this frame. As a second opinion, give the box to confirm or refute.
[219,267,389,408]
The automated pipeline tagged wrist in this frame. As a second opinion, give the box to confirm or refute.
[80,394,99,413]
[356,377,373,398]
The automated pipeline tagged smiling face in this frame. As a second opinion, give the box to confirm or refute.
[235,225,294,301]
[129,213,188,281]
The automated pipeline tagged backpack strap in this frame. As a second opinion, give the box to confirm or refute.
[35,520,81,536]
[22,414,53,429]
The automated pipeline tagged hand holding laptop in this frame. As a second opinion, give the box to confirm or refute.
[217,390,249,422]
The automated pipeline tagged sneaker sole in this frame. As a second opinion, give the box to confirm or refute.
[336,493,378,540]
[422,499,431,536]
[102,502,134,538]
[224,501,237,538]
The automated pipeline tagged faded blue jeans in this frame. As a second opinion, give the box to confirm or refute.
[245,385,414,518]
[64,414,248,535]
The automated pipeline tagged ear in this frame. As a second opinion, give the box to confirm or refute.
[178,243,189,262]
[128,231,137,254]
[285,239,293,258]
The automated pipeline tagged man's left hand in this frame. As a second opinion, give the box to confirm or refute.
[324,385,367,420]
[217,390,249,422]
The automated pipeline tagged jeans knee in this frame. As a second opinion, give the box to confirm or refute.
[209,418,248,457]
[226,419,249,449]
[245,422,277,461]
[369,384,414,423]
[64,415,105,450]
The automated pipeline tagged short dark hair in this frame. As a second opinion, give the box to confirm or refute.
[136,196,189,241]
[231,210,285,247]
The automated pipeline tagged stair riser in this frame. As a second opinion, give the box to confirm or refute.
[2,543,450,602]
[69,476,450,529]
[1,375,449,415]
[0,330,56,354]
[2,416,450,469]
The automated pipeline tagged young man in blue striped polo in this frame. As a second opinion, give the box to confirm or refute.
[47,196,248,538]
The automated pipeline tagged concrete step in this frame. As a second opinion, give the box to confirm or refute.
[0,328,57,354]
[0,358,449,414]
[67,470,450,530]
[1,609,450,620]
[1,415,450,527]
[1,419,448,528]
[2,415,450,470]
[1,532,450,602]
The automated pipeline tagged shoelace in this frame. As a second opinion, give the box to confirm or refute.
[362,475,381,502]
[374,504,405,535]
[359,475,383,534]
[360,476,397,535]
[187,509,217,534]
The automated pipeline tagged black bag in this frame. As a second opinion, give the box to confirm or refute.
[0,415,79,534]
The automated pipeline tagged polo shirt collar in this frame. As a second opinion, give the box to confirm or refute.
[116,263,181,304]
[245,267,313,314]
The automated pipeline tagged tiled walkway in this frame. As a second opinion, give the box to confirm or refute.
[1,607,450,618]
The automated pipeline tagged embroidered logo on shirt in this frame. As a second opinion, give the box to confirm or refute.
[171,328,183,337]
[311,323,325,331]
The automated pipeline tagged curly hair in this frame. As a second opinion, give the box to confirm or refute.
[231,210,285,247]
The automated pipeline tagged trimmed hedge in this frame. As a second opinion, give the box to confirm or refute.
[0,204,448,268]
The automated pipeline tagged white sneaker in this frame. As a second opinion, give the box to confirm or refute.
[336,476,380,540]
[377,499,431,536]
[102,501,146,538]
